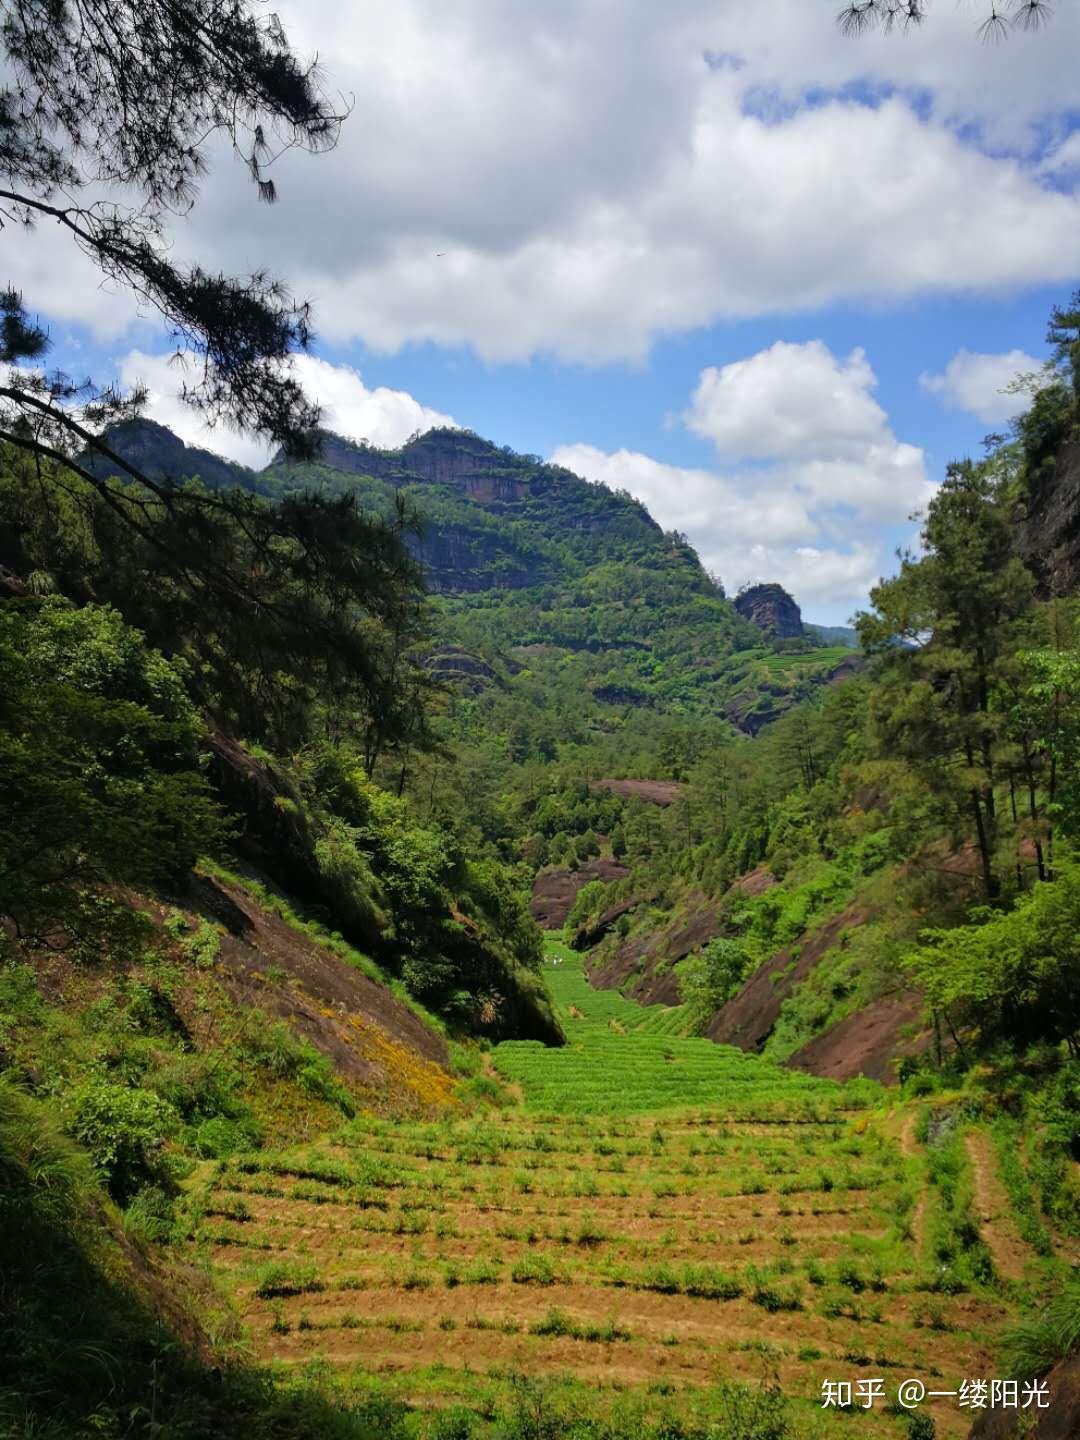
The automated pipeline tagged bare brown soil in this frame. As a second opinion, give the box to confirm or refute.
[966,1131,1027,1283]
[589,779,682,807]
[530,859,630,929]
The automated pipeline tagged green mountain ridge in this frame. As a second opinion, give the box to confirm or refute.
[93,419,862,741]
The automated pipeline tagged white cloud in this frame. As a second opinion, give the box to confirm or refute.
[552,339,930,617]
[551,442,885,615]
[919,347,1046,425]
[1039,133,1080,180]
[10,0,1080,363]
[116,350,455,467]
[685,342,887,461]
[688,339,933,524]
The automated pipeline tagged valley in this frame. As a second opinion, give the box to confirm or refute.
[186,940,1052,1440]
[5,327,1080,1440]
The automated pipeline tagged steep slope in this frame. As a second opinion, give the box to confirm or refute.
[1019,438,1080,598]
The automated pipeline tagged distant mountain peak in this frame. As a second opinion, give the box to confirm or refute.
[84,416,256,491]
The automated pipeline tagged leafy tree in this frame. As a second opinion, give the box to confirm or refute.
[1004,641,1080,878]
[1047,289,1080,404]
[906,866,1080,1055]
[0,598,223,956]
[0,444,432,749]
[679,937,752,1023]
[0,6,434,756]
[0,0,343,457]
[857,461,1034,897]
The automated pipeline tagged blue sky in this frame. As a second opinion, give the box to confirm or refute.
[20,1,1080,623]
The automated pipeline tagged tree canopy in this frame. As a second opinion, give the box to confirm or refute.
[0,0,344,456]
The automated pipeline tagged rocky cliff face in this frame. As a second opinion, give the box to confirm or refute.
[734,582,804,639]
[82,417,256,492]
[1018,439,1080,597]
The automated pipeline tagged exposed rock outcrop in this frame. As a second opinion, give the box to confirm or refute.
[589,779,681,807]
[1017,438,1080,597]
[707,908,867,1053]
[734,582,804,639]
[786,992,930,1085]
[529,858,630,930]
[582,868,776,1006]
[968,1353,1080,1440]
[423,645,503,694]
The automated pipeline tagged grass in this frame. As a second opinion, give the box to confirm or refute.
[7,921,1056,1440]
[180,940,1043,1440]
[493,940,867,1116]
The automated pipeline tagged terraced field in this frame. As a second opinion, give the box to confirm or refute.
[187,939,1043,1439]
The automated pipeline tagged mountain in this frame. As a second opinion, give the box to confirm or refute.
[93,420,863,741]
[806,621,858,648]
[83,416,258,493]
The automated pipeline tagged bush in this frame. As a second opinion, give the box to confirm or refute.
[678,936,751,1021]
[65,1079,177,1203]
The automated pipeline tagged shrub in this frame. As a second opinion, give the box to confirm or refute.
[65,1080,177,1203]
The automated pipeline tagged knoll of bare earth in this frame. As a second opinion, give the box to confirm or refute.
[530,857,630,929]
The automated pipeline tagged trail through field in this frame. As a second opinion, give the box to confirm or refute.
[191,937,1020,1440]
[966,1130,1028,1283]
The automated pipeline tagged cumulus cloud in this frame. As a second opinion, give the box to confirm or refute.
[10,0,1080,362]
[686,341,889,461]
[116,350,456,467]
[919,348,1046,425]
[553,339,930,617]
[551,442,885,614]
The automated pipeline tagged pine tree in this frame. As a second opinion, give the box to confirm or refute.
[857,461,1034,898]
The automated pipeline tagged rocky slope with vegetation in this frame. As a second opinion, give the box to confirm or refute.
[6,292,1080,1438]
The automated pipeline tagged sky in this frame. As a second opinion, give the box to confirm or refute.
[17,0,1080,624]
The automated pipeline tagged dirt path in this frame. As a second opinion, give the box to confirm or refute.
[900,1110,926,1256]
[966,1129,1027,1282]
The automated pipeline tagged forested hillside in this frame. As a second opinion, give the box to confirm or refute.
[7,307,1080,1437]
[2,0,1080,1429]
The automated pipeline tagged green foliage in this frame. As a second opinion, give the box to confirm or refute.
[238,1012,356,1116]
[906,865,1080,1051]
[678,937,752,1020]
[0,598,223,955]
[1003,1271,1080,1379]
[0,445,436,755]
[858,459,1035,900]
[64,1079,178,1204]
[496,940,862,1116]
